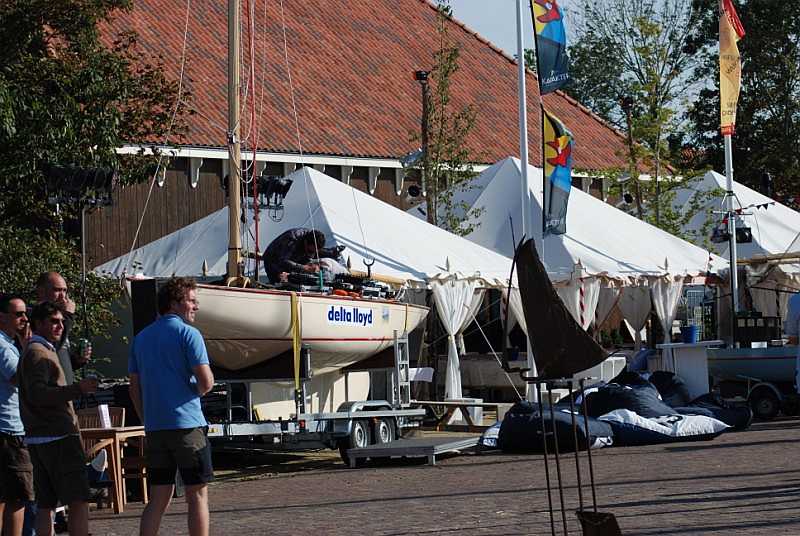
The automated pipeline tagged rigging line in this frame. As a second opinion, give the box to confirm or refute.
[123,0,192,276]
[464,302,524,401]
[245,0,261,266]
[350,185,370,263]
[181,101,228,134]
[277,0,320,260]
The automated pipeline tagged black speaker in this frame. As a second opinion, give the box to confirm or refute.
[130,278,158,336]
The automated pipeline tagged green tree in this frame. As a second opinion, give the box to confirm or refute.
[0,0,187,228]
[567,0,703,227]
[413,1,483,236]
[683,0,800,206]
[0,1,188,357]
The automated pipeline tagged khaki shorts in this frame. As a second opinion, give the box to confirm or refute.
[29,435,89,508]
[0,433,34,503]
[145,427,213,486]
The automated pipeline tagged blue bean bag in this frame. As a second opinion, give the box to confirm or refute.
[498,401,613,453]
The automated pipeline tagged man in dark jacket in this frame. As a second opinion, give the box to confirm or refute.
[18,302,96,536]
[263,228,344,283]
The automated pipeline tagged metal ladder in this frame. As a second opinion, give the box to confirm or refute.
[392,330,411,409]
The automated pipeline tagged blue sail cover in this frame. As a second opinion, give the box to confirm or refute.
[531,0,570,94]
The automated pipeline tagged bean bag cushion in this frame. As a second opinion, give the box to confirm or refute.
[583,382,675,419]
[649,371,692,407]
[684,393,753,431]
[599,409,729,446]
[498,401,613,453]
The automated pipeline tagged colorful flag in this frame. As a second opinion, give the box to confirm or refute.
[719,0,745,135]
[542,108,574,235]
[531,0,570,94]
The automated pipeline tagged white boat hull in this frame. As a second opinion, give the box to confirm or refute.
[194,284,429,373]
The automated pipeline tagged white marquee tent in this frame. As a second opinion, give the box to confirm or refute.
[97,167,516,399]
[97,167,513,286]
[412,157,728,352]
[674,169,800,317]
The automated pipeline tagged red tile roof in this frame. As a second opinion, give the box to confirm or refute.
[107,0,629,169]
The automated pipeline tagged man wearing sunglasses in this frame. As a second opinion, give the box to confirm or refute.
[0,294,34,536]
[18,302,97,536]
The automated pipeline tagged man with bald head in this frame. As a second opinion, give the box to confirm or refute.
[34,273,91,386]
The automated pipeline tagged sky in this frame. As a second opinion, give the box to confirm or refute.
[448,1,535,56]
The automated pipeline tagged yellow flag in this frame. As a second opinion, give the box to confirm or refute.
[719,0,745,135]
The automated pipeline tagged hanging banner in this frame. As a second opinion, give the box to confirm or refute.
[542,107,574,235]
[719,0,745,135]
[531,0,570,94]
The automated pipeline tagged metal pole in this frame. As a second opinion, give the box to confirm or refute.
[537,381,556,536]
[568,380,584,511]
[516,0,530,239]
[724,133,739,344]
[547,385,568,535]
[580,378,598,512]
[516,2,539,401]
[227,0,243,282]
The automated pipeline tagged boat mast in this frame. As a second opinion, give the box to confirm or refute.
[227,0,243,283]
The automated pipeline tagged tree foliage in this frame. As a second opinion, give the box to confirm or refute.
[0,226,121,347]
[0,0,188,228]
[412,1,484,236]
[0,1,188,355]
[682,0,800,207]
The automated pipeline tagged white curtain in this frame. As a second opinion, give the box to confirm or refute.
[504,287,538,401]
[651,278,685,371]
[618,284,652,350]
[431,280,480,400]
[456,290,485,354]
[748,273,799,318]
[595,287,621,331]
[555,277,601,331]
[506,287,528,335]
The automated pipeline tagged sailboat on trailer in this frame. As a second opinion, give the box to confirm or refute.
[192,0,428,375]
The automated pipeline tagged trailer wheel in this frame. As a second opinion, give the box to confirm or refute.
[750,388,780,421]
[338,419,371,466]
[374,418,395,445]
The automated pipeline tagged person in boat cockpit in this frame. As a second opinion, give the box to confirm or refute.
[263,228,346,283]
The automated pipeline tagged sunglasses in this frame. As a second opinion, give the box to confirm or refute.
[4,311,27,318]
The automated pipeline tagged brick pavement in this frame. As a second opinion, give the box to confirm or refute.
[89,418,800,535]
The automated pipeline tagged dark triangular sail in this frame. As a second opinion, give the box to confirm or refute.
[515,238,608,379]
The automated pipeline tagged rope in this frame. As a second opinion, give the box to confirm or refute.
[464,302,523,401]
[277,0,320,260]
[122,0,192,275]
[245,0,260,274]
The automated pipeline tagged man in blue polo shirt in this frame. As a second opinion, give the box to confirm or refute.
[0,294,34,536]
[128,277,214,536]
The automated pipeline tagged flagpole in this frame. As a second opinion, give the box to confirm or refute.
[516,0,531,244]
[516,0,538,402]
[724,133,739,343]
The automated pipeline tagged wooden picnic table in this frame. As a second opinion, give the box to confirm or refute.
[81,426,147,514]
[412,400,509,431]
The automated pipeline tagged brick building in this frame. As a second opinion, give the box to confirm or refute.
[88,0,629,268]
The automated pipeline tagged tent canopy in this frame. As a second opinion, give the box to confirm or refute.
[97,167,513,287]
[675,170,800,274]
[412,157,726,283]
